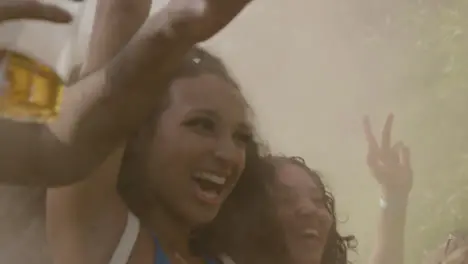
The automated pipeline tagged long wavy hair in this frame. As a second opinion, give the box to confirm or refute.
[117,46,288,264]
[267,155,357,264]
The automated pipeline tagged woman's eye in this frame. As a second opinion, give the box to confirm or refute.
[234,131,252,144]
[185,117,216,132]
[279,191,299,205]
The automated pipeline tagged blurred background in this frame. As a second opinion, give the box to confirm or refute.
[78,0,468,263]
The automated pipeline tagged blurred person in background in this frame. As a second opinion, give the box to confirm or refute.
[365,114,413,264]
[363,113,466,264]
[216,154,357,264]
[423,230,468,264]
[267,155,356,264]
[228,114,411,264]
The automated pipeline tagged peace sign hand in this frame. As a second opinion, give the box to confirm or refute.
[0,0,72,24]
[363,114,413,198]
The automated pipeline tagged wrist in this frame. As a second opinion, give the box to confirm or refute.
[380,191,409,209]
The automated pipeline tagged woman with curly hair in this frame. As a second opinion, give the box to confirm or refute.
[265,155,357,264]
[230,114,412,264]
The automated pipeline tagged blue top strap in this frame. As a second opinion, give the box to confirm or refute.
[153,237,218,264]
[154,237,170,264]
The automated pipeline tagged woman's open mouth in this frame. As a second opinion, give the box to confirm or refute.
[300,227,323,246]
[302,228,320,239]
[192,171,227,205]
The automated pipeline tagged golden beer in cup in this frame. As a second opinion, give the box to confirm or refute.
[0,0,85,122]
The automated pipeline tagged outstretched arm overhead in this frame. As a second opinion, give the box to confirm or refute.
[365,114,413,264]
[47,1,151,262]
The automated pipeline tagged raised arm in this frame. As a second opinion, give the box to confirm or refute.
[47,1,151,263]
[0,0,72,185]
[0,0,252,186]
[364,114,413,264]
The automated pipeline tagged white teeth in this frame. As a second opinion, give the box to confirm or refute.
[199,190,219,200]
[303,229,319,237]
[194,172,226,185]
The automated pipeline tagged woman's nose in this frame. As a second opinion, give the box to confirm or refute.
[296,200,318,217]
[214,136,241,168]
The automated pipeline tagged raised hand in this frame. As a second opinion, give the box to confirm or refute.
[163,0,253,42]
[0,0,72,23]
[363,114,413,198]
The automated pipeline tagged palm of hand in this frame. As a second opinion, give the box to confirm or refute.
[363,114,413,196]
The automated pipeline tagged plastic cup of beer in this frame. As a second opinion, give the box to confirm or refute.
[0,0,85,123]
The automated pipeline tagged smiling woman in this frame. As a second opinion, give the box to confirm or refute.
[221,154,357,264]
[47,46,287,264]
[267,155,356,264]
[119,46,256,223]
[117,47,287,262]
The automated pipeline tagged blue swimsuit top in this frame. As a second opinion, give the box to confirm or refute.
[153,237,217,264]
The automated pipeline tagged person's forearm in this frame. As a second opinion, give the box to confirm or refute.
[0,120,48,186]
[0,72,107,186]
[41,6,194,185]
[81,0,151,75]
[369,193,408,264]
[0,6,194,186]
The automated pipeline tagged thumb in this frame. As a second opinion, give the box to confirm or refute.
[0,1,72,23]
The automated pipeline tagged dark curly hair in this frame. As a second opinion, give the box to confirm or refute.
[117,46,288,264]
[266,155,357,264]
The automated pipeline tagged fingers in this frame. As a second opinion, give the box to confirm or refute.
[401,144,411,170]
[0,0,72,23]
[363,116,379,150]
[363,116,380,169]
[381,113,394,153]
